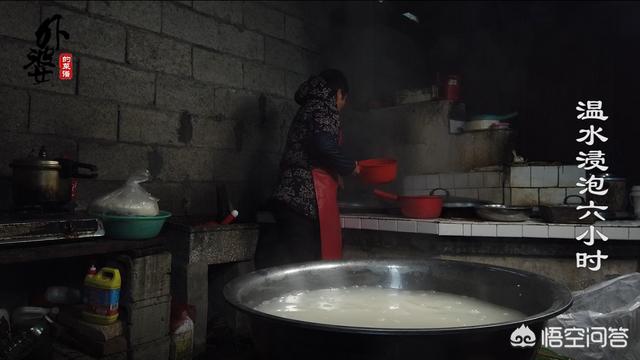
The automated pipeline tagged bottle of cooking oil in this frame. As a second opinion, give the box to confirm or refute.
[82,266,121,325]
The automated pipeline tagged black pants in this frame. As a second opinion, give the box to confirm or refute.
[255,203,320,270]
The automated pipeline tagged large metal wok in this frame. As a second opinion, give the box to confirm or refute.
[224,259,573,360]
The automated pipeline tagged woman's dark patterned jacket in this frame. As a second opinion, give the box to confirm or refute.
[272,76,356,219]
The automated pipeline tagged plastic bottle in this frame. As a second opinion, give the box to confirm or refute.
[444,75,460,101]
[2,315,52,360]
[169,305,194,360]
[82,266,121,325]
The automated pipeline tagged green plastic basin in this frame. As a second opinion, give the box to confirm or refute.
[93,211,172,240]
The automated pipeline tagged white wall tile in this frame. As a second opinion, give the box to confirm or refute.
[439,223,463,236]
[468,172,484,187]
[539,188,567,205]
[425,174,440,188]
[340,217,345,228]
[397,220,417,233]
[511,188,539,206]
[559,165,586,187]
[403,175,421,192]
[439,173,454,188]
[523,224,548,238]
[629,228,640,240]
[472,224,497,237]
[343,217,361,229]
[497,224,523,237]
[417,221,438,234]
[599,226,628,240]
[531,166,559,187]
[456,188,479,199]
[453,173,469,188]
[379,219,398,232]
[575,225,590,239]
[549,225,575,239]
[415,176,426,190]
[565,187,582,197]
[361,218,379,230]
[483,172,502,188]
[509,166,531,187]
[463,223,472,236]
[479,188,503,204]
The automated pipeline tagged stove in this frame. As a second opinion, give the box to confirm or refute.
[0,210,104,246]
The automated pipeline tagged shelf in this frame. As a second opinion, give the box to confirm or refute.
[0,235,166,265]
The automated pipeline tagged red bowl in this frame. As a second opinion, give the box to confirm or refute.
[358,158,397,184]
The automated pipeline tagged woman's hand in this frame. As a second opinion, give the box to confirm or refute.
[352,161,361,176]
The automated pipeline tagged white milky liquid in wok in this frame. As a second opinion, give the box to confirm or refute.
[254,286,526,328]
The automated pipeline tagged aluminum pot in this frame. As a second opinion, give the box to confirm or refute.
[430,188,488,218]
[224,259,573,360]
[10,156,61,207]
[476,204,532,222]
[10,147,97,208]
[539,195,594,224]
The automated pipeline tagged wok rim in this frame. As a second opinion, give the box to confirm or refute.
[223,258,573,335]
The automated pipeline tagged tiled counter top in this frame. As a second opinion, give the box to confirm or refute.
[340,214,640,240]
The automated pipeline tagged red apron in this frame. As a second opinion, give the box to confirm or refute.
[311,168,341,260]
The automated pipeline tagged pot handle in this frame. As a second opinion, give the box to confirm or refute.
[429,188,450,197]
[564,195,585,205]
[373,189,399,202]
[73,162,98,179]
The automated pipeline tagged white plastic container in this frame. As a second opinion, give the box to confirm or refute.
[630,186,640,219]
[170,313,194,360]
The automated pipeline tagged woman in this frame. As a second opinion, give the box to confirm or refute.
[256,69,359,269]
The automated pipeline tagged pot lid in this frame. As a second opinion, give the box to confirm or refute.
[10,159,60,168]
[442,197,488,208]
[10,146,60,169]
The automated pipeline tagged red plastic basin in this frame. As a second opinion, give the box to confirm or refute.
[359,158,397,184]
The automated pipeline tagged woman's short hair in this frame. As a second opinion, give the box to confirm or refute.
[319,69,349,95]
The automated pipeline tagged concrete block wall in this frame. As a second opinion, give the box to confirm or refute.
[118,252,173,360]
[0,1,331,217]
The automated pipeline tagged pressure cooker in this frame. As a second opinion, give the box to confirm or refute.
[10,146,97,208]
